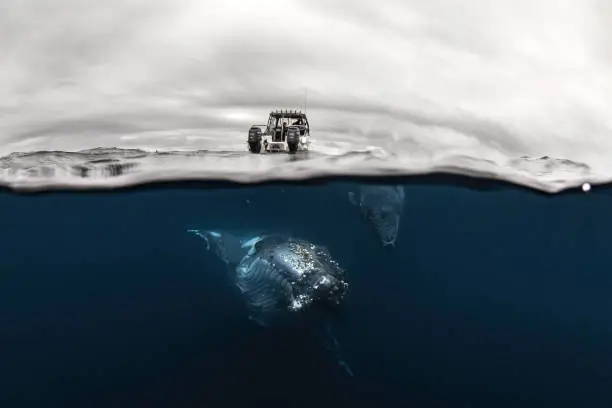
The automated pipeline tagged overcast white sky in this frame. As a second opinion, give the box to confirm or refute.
[1,0,611,162]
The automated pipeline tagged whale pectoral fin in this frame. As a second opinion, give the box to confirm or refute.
[188,229,252,266]
[187,229,211,250]
[240,235,268,257]
[348,191,358,206]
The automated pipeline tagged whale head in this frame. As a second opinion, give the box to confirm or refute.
[363,205,401,246]
[215,235,349,326]
[256,237,348,313]
[349,185,405,246]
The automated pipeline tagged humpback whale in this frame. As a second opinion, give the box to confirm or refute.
[348,185,405,246]
[188,229,354,377]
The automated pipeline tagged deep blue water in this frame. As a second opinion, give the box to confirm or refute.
[1,179,612,408]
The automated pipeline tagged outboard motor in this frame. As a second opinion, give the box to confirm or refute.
[286,127,300,153]
[248,126,262,153]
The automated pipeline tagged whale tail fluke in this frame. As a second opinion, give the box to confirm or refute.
[318,323,355,378]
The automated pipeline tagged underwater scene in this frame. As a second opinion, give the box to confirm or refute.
[2,173,612,408]
[3,0,612,407]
